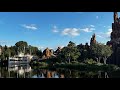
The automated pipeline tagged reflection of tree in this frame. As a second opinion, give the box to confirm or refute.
[71,70,79,78]
[98,71,109,78]
[1,67,9,78]
[56,68,100,78]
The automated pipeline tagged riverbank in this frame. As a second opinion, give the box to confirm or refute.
[30,61,120,71]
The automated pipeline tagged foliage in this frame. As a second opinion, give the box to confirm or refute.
[90,43,112,63]
[58,41,80,63]
[84,58,97,64]
[15,41,28,53]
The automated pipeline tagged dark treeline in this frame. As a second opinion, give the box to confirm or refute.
[0,41,42,61]
[0,39,112,65]
[55,41,112,64]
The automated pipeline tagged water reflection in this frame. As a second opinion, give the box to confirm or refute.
[0,64,120,78]
[8,64,32,78]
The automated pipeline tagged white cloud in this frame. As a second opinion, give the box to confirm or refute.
[90,25,95,27]
[22,24,38,30]
[62,28,80,37]
[52,25,59,33]
[96,16,99,19]
[36,46,45,51]
[97,35,104,38]
[96,28,112,39]
[107,26,111,29]
[106,28,112,36]
[81,27,95,33]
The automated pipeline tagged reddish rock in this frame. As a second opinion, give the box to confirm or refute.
[90,33,96,46]
[42,47,51,59]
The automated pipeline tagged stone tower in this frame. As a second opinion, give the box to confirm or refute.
[90,33,96,46]
[107,12,120,65]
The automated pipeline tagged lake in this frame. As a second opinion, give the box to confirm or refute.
[0,64,120,78]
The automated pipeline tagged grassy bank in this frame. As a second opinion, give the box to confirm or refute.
[53,63,120,71]
[30,61,120,71]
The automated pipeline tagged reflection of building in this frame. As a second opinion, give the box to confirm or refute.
[32,69,60,78]
[8,64,32,78]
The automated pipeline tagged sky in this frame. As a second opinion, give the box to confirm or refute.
[0,12,118,50]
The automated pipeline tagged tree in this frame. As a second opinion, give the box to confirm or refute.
[9,46,16,57]
[101,45,112,64]
[15,41,28,53]
[58,41,80,63]
[36,50,42,58]
[77,43,90,62]
[91,43,112,64]
[91,43,102,62]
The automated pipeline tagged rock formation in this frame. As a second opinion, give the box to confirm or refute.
[42,47,51,59]
[107,12,120,65]
[42,47,56,59]
[90,33,96,46]
[54,47,62,55]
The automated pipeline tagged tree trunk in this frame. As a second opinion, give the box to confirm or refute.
[104,57,107,64]
[105,72,109,78]
[98,57,101,63]
[69,58,70,63]
[96,57,98,62]
[98,71,101,78]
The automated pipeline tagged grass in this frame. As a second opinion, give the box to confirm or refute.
[30,60,120,71]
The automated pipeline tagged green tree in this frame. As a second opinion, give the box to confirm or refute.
[77,43,90,62]
[101,45,112,64]
[91,43,102,62]
[91,43,112,64]
[36,50,42,58]
[15,41,28,53]
[9,46,16,57]
[58,41,80,63]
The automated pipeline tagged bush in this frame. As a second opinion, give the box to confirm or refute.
[38,62,48,66]
[71,61,79,64]
[84,58,96,64]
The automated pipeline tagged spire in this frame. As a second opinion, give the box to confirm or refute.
[90,33,96,46]
[114,12,118,23]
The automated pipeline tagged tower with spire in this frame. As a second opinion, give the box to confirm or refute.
[90,33,96,46]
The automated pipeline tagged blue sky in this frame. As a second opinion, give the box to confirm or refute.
[0,12,118,50]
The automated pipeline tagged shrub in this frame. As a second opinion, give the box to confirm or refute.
[84,58,96,64]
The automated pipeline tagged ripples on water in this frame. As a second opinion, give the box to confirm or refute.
[0,64,120,78]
